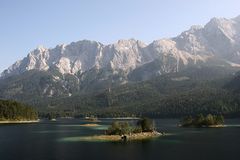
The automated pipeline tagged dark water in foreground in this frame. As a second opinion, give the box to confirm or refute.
[0,119,240,160]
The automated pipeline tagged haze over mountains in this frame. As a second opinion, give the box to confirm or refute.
[1,15,240,117]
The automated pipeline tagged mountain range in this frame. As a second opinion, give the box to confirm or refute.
[1,15,240,117]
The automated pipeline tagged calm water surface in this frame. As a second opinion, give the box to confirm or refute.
[0,119,240,160]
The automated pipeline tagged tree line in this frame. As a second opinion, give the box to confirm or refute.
[181,114,224,127]
[0,99,38,121]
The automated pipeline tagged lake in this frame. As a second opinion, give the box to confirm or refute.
[0,119,240,160]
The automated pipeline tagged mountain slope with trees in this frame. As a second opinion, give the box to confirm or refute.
[23,66,240,118]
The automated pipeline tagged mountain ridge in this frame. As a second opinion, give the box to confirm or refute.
[2,15,240,79]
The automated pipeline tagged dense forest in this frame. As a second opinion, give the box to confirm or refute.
[38,67,240,118]
[0,100,38,121]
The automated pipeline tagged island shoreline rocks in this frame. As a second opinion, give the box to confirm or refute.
[85,131,163,142]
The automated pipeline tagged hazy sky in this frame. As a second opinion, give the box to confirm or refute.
[0,0,239,72]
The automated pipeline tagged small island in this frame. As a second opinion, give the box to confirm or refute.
[180,114,225,128]
[87,118,163,142]
[79,123,100,127]
[84,116,101,122]
[0,99,38,124]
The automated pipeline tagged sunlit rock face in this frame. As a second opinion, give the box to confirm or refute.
[2,15,240,79]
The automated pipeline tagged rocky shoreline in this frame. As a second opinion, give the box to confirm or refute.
[85,131,162,142]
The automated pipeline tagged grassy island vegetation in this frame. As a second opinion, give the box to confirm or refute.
[180,114,224,127]
[91,118,163,141]
[0,99,38,122]
[106,118,155,135]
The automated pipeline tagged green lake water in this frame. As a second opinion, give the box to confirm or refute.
[0,119,239,160]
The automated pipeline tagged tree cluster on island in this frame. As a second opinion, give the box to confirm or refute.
[0,100,38,121]
[180,114,224,127]
[106,118,155,135]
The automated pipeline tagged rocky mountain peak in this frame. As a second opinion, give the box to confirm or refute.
[204,17,235,36]
[233,15,240,22]
[1,15,240,79]
[114,39,146,49]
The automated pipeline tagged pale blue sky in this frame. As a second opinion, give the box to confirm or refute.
[0,0,239,72]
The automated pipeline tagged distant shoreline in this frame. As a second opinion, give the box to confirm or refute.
[99,117,140,120]
[0,120,40,124]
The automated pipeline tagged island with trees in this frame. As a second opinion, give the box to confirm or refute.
[85,118,162,142]
[180,114,225,128]
[0,99,38,123]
